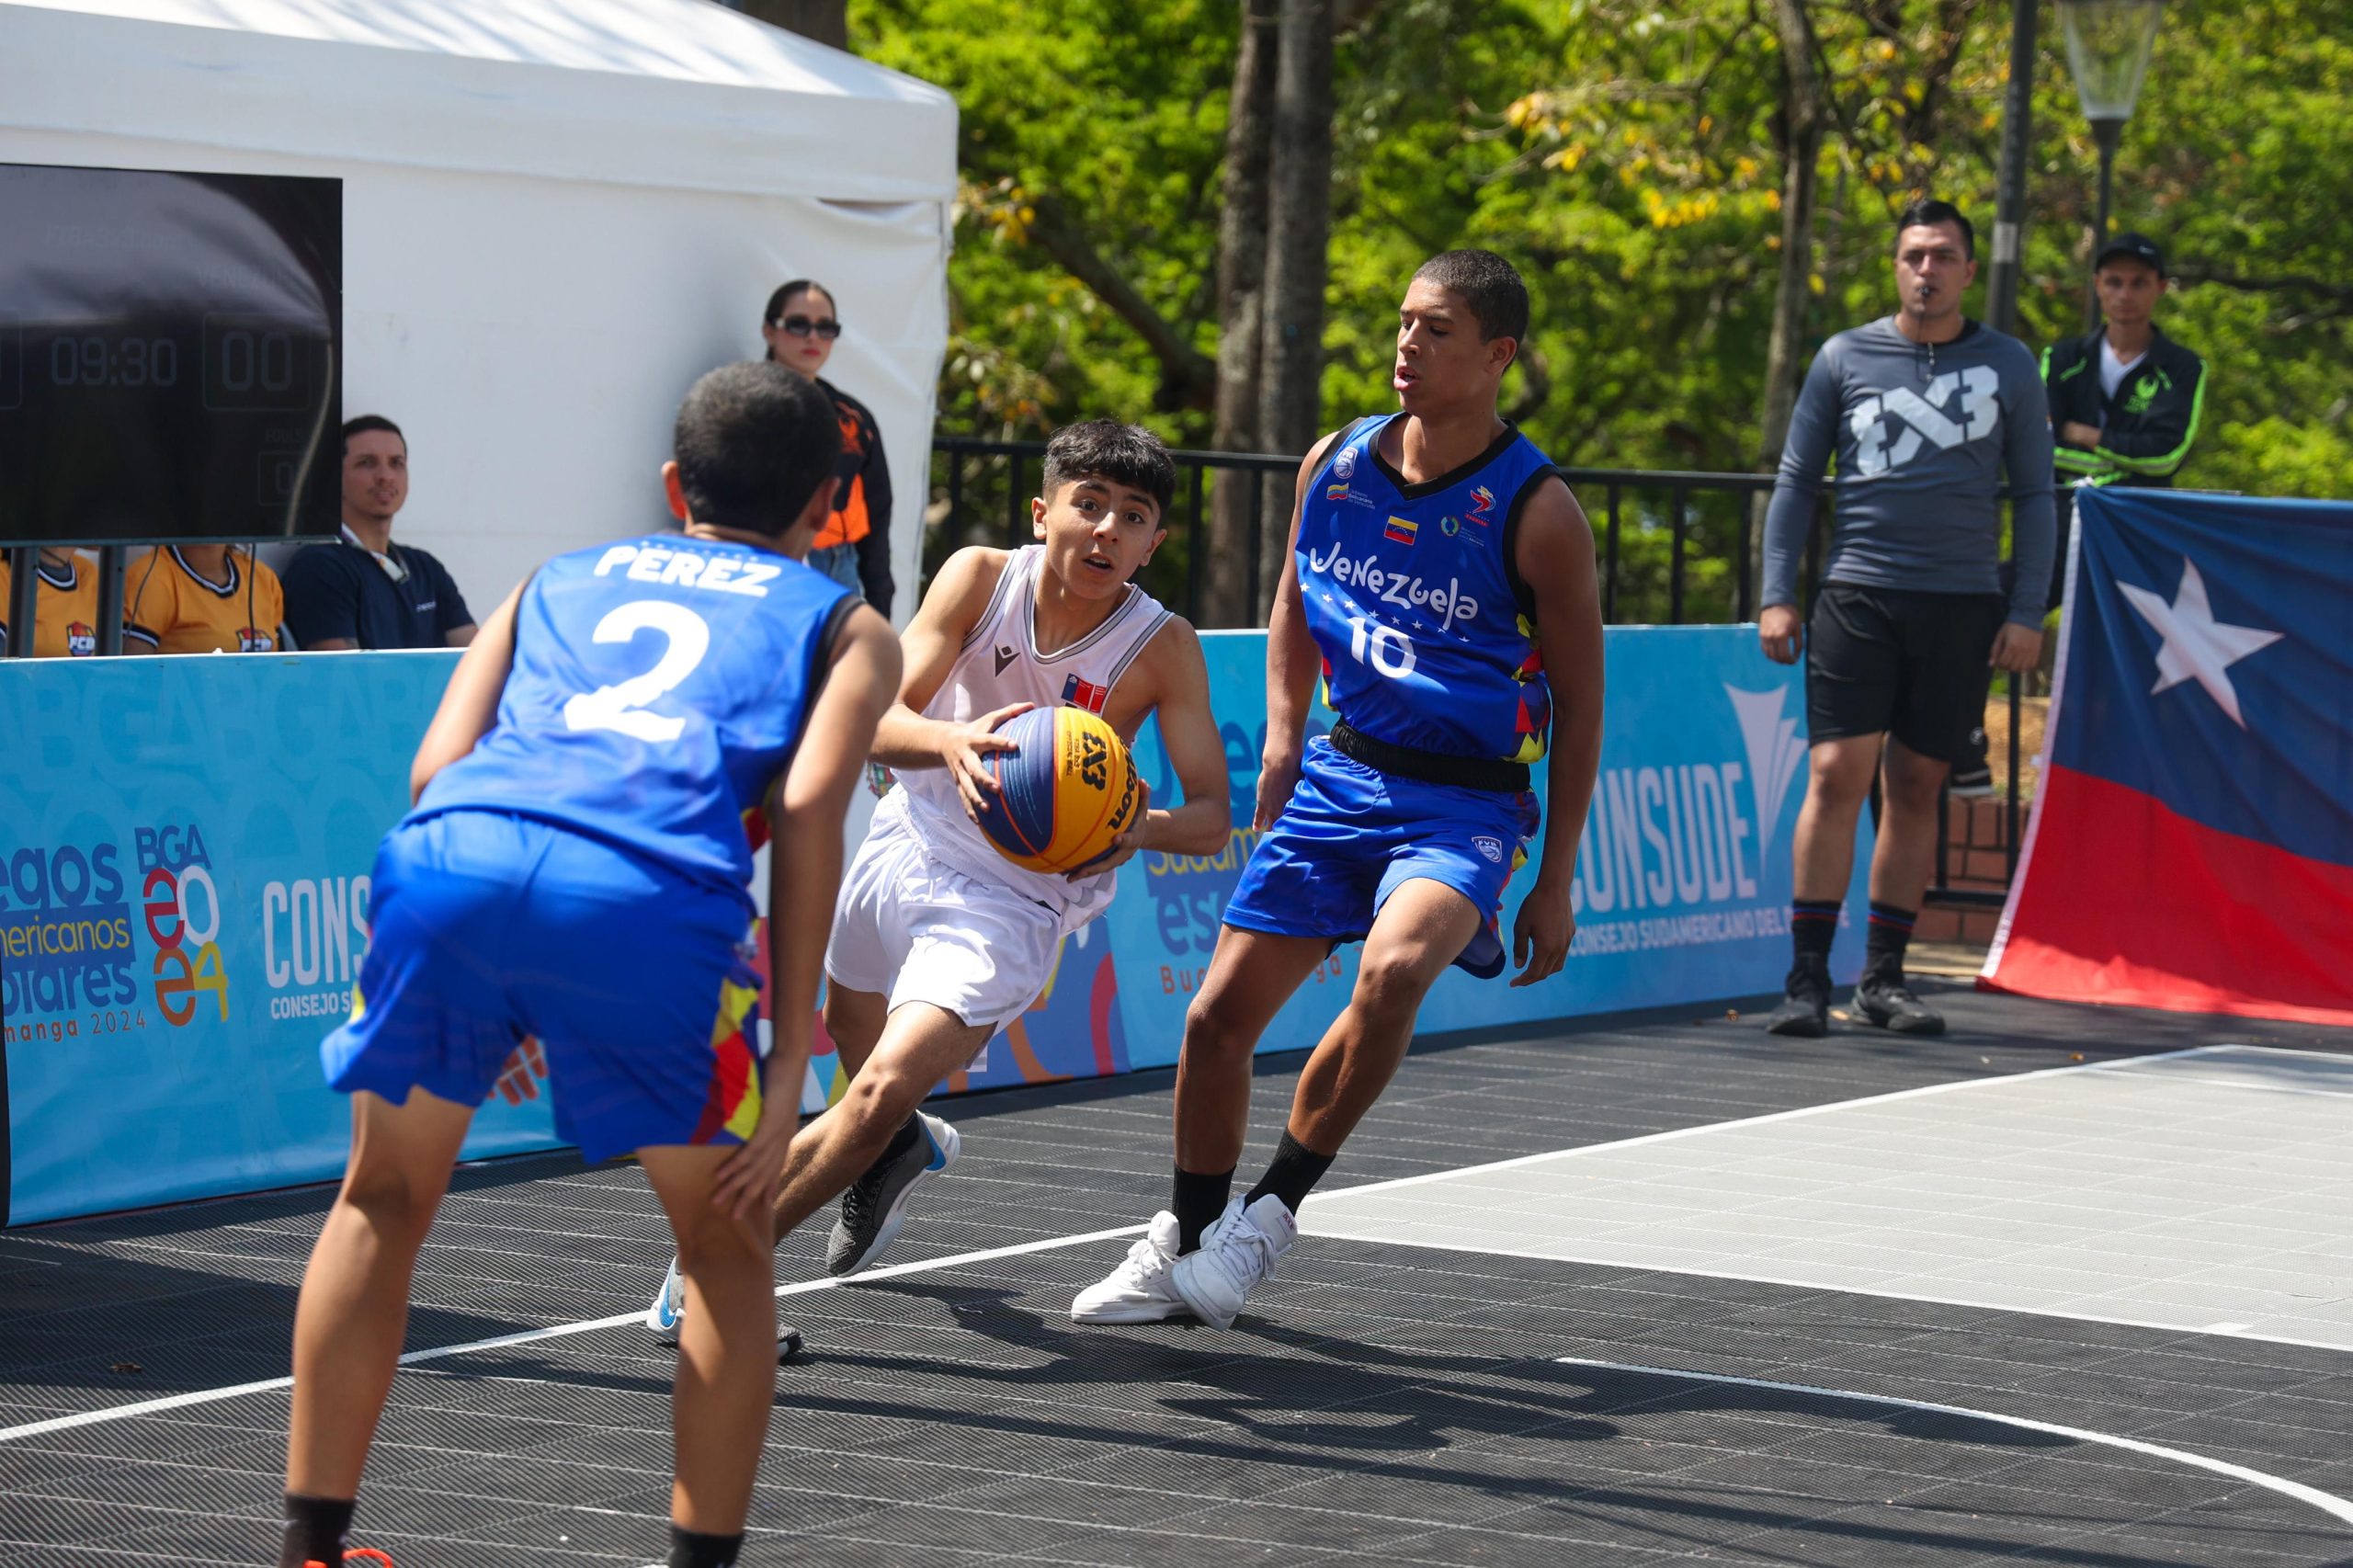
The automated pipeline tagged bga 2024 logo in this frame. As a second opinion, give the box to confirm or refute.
[0,824,225,1039]
[140,824,229,1026]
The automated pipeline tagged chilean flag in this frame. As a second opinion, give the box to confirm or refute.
[1984,488,2353,1025]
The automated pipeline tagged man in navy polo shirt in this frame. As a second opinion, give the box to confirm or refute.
[284,415,477,651]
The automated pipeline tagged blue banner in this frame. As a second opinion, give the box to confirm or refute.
[0,652,558,1225]
[5,626,1863,1224]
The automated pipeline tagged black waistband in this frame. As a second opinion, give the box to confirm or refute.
[1328,721,1529,793]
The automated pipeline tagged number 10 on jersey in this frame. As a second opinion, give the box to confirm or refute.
[1347,616,1417,679]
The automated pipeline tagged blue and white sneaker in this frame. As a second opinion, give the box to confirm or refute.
[644,1254,686,1346]
[644,1255,806,1362]
[825,1111,961,1278]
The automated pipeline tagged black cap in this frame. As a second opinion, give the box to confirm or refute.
[2095,232,2165,277]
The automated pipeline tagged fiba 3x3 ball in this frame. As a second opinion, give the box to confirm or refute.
[975,707,1142,874]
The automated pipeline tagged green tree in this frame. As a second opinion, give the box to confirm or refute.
[851,0,2353,621]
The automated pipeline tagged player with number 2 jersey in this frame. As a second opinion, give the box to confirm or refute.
[282,364,901,1568]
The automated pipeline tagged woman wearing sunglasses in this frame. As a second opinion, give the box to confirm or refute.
[761,279,895,617]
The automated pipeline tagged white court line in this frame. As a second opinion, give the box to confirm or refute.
[0,1223,1143,1446]
[1552,1355,2353,1530]
[0,1042,2248,1446]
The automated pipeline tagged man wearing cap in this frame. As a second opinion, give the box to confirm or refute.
[2044,233,2206,490]
[1947,233,2208,799]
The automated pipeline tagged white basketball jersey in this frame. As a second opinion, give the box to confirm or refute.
[887,544,1175,927]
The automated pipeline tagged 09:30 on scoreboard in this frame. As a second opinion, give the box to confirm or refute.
[0,163,342,549]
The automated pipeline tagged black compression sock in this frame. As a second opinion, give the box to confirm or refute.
[1790,900,1840,964]
[1865,902,1916,982]
[1173,1165,1233,1255]
[878,1113,921,1165]
[669,1522,746,1568]
[1245,1131,1336,1216]
[278,1493,355,1568]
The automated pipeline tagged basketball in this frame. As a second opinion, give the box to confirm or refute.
[974,706,1143,874]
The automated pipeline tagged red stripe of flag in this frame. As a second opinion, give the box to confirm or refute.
[1985,765,2353,1026]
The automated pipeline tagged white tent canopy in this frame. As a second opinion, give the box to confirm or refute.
[1,0,956,617]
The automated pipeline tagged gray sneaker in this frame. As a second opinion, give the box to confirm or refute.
[826,1111,960,1277]
[1854,974,1946,1035]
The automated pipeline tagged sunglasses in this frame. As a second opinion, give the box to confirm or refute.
[775,314,843,340]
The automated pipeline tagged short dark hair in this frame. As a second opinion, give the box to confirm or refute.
[1411,249,1529,345]
[1895,199,1975,259]
[342,414,404,451]
[763,278,836,326]
[1041,420,1176,520]
[672,362,841,537]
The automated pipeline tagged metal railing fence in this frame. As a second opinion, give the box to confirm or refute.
[931,434,2052,912]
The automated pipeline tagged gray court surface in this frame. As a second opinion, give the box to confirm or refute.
[1306,1044,2353,1352]
[2,983,2351,1566]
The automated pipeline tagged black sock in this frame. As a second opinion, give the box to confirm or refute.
[1865,902,1915,982]
[1790,900,1840,966]
[278,1493,355,1568]
[1172,1165,1233,1255]
[1245,1131,1336,1216]
[878,1113,921,1165]
[669,1522,746,1568]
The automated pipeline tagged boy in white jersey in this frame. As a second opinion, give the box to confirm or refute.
[648,421,1230,1336]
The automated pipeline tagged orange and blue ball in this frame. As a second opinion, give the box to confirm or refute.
[975,707,1143,874]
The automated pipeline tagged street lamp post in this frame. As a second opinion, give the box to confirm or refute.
[1984,0,2039,338]
[2057,0,2166,325]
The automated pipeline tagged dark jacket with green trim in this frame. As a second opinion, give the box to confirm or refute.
[2042,326,2206,488]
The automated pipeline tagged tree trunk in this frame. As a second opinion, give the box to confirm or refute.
[732,0,849,51]
[1756,0,1826,471]
[1206,0,1279,629]
[1252,0,1335,619]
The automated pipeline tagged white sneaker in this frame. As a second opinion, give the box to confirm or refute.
[644,1254,685,1346]
[1070,1211,1191,1323]
[1171,1193,1297,1329]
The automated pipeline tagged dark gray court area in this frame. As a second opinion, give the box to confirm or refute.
[3,983,2350,1566]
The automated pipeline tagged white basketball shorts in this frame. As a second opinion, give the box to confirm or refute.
[823,804,1062,1037]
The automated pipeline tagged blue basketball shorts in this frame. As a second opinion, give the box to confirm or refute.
[321,811,767,1164]
[1222,738,1540,979]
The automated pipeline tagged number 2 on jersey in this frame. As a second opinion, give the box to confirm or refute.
[562,600,711,743]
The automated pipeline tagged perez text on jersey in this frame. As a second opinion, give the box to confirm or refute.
[411,534,856,913]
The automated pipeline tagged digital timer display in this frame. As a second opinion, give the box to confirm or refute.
[0,164,342,548]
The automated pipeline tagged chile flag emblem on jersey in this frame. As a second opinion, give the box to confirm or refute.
[1983,488,2353,1025]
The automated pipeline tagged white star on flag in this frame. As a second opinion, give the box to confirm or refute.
[2117,558,2283,729]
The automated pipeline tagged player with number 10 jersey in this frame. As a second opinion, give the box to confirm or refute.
[1073,250,1606,1334]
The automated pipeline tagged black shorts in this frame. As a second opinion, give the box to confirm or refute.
[1805,585,2006,763]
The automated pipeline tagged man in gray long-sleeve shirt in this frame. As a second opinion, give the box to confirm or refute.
[1756,198,2056,1039]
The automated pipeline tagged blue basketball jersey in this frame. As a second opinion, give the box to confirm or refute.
[1298,415,1558,762]
[413,534,856,909]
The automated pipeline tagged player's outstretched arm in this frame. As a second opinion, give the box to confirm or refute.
[1259,430,1346,831]
[1510,480,1604,989]
[711,606,902,1240]
[1069,619,1232,877]
[407,583,524,803]
[869,545,1028,820]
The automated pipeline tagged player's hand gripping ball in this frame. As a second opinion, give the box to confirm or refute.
[974,707,1142,874]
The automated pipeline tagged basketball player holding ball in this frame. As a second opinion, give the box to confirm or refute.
[646,420,1231,1340]
[1075,251,1604,1328]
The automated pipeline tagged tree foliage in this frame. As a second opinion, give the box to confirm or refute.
[852,0,2352,615]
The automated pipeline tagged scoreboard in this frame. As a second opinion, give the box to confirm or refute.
[0,165,341,547]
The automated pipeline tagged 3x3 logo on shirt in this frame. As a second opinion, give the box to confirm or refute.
[1847,366,1998,476]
